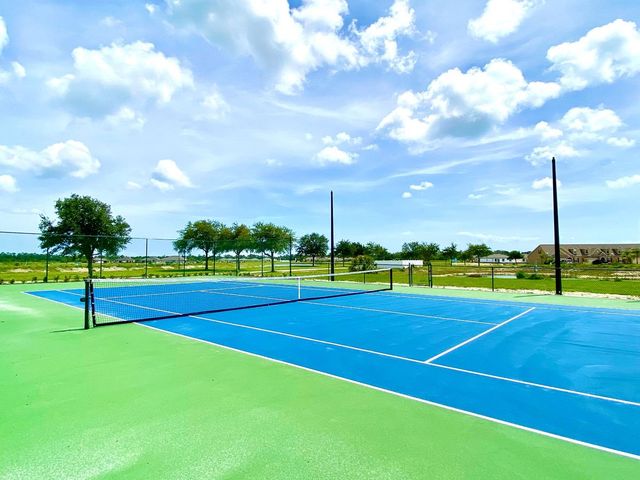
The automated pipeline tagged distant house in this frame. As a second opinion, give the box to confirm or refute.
[375,260,423,269]
[526,244,640,264]
[479,254,513,264]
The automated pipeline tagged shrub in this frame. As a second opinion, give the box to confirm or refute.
[32,276,38,283]
[349,255,375,272]
[515,271,526,279]
[9,279,15,284]
[528,273,544,280]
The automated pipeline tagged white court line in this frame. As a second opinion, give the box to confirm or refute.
[307,301,496,326]
[371,290,640,318]
[428,362,640,407]
[424,307,536,364]
[137,321,640,461]
[104,297,639,408]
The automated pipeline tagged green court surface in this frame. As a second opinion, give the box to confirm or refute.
[1,283,638,479]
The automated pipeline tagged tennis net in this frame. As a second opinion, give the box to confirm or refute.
[85,268,393,327]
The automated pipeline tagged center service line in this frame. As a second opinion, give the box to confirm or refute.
[424,307,536,364]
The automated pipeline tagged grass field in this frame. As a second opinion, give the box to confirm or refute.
[1,282,639,478]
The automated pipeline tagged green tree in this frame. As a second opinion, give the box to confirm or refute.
[507,250,524,262]
[350,242,366,257]
[176,220,225,271]
[401,241,440,262]
[297,233,328,266]
[252,222,293,273]
[364,242,390,260]
[623,247,640,264]
[465,243,492,266]
[350,255,375,272]
[442,243,459,265]
[38,194,131,277]
[335,239,353,266]
[228,223,253,272]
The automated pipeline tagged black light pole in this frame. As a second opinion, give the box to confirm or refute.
[330,191,335,280]
[552,157,562,295]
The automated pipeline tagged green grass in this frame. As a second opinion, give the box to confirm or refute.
[1,283,638,478]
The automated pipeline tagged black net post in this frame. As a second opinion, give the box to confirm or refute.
[389,268,393,290]
[409,264,413,286]
[428,263,433,287]
[552,157,563,295]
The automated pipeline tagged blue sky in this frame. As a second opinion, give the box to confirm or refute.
[1,0,639,252]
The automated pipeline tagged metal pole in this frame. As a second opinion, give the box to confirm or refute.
[552,157,563,295]
[491,266,495,291]
[45,248,49,283]
[213,244,216,276]
[144,238,149,278]
[99,251,103,278]
[330,190,335,280]
[289,236,293,277]
[261,253,264,277]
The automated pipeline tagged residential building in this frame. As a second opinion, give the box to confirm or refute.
[526,244,640,264]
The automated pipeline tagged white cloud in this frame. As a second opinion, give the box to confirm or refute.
[526,106,634,165]
[265,158,282,167]
[145,4,157,15]
[533,121,562,140]
[354,0,417,73]
[47,42,193,117]
[0,17,7,54]
[151,159,193,190]
[105,107,146,129]
[531,177,561,189]
[0,174,18,193]
[101,16,123,28]
[409,181,433,191]
[0,140,100,178]
[322,131,362,146]
[11,61,25,78]
[547,19,640,91]
[315,146,358,165]
[201,88,229,120]
[606,174,640,189]
[378,59,560,145]
[166,0,415,94]
[525,142,579,165]
[468,193,484,200]
[468,0,541,43]
[402,191,412,198]
[126,181,142,190]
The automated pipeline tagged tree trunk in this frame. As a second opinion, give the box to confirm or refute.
[312,255,315,266]
[236,252,241,273]
[270,251,275,272]
[87,251,94,278]
[204,249,209,271]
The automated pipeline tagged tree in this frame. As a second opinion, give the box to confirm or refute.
[252,222,292,273]
[350,255,375,272]
[350,242,366,257]
[465,243,492,266]
[364,242,390,260]
[401,241,440,263]
[38,194,131,277]
[442,243,459,265]
[297,233,328,266]
[622,247,640,264]
[176,220,225,271]
[335,239,353,266]
[507,250,524,262]
[227,223,253,272]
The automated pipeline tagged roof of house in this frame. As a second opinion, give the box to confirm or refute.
[482,253,509,259]
[531,244,640,255]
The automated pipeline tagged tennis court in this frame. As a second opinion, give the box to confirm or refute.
[26,271,640,460]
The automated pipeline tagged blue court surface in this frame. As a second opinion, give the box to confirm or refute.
[28,281,640,459]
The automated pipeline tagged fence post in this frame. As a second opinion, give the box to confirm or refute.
[491,266,495,291]
[409,263,413,287]
[428,263,433,288]
[289,236,293,277]
[144,238,149,278]
[44,248,49,283]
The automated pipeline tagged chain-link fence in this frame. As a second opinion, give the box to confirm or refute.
[392,263,640,296]
[0,231,341,284]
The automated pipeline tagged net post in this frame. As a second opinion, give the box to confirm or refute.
[389,268,393,290]
[83,279,90,330]
[89,279,97,327]
[408,263,413,287]
[428,263,433,288]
